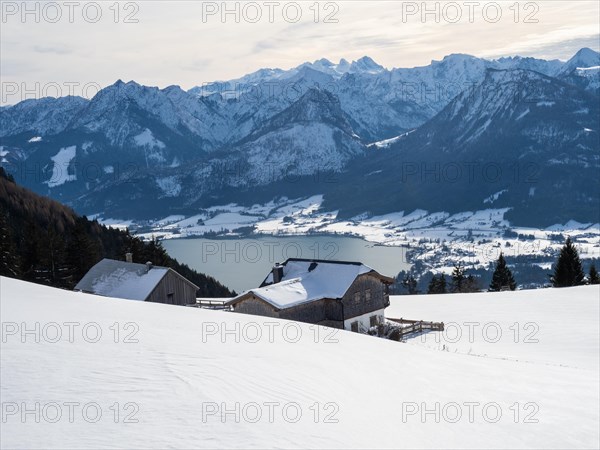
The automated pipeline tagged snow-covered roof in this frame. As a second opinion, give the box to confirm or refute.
[229,259,392,310]
[74,259,173,301]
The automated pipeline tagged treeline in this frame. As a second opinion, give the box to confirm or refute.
[395,237,599,295]
[398,263,481,295]
[0,168,235,297]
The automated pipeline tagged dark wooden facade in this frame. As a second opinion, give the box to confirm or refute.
[341,273,390,321]
[146,270,198,306]
[232,273,390,329]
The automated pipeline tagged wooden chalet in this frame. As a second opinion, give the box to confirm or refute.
[225,258,394,331]
[74,258,199,306]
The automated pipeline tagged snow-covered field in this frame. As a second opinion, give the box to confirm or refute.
[1,277,598,449]
[388,287,599,371]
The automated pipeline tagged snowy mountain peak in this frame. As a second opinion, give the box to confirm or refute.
[349,56,385,74]
[337,58,351,72]
[314,57,334,66]
[440,53,477,62]
[432,53,482,69]
[299,56,385,77]
[97,79,153,101]
[493,55,563,76]
[164,84,182,92]
[423,66,598,154]
[445,68,552,121]
[0,95,89,136]
[110,79,141,89]
[298,59,341,77]
[238,86,359,149]
[570,47,600,64]
[559,47,600,74]
[254,87,351,130]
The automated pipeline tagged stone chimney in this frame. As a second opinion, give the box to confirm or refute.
[146,261,153,272]
[125,252,133,263]
[272,264,284,284]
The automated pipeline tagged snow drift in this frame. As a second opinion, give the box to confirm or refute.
[1,277,598,449]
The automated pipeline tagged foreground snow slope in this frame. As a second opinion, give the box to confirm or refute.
[388,286,600,370]
[1,277,598,449]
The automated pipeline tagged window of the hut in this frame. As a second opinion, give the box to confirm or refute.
[351,321,359,332]
[370,315,378,327]
[354,292,360,303]
[365,289,371,302]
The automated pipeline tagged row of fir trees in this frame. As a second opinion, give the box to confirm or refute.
[425,237,598,294]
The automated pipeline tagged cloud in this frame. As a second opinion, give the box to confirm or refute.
[0,59,42,76]
[477,24,600,61]
[2,0,598,95]
[514,35,600,61]
[253,39,278,54]
[181,58,214,71]
[33,45,71,55]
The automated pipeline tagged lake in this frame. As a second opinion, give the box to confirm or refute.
[163,235,410,293]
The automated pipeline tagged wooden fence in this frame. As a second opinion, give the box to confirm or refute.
[193,298,233,310]
[386,317,444,338]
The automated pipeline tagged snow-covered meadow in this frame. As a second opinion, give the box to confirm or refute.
[1,277,598,449]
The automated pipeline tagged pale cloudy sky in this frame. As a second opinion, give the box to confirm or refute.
[1,1,599,103]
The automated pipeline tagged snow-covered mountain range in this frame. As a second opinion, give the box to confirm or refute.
[325,67,600,225]
[1,48,598,227]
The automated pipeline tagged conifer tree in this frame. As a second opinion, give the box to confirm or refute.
[427,275,438,294]
[402,275,419,295]
[551,237,585,287]
[20,222,41,281]
[67,217,101,283]
[489,252,516,291]
[451,263,465,293]
[145,236,170,266]
[588,264,600,285]
[438,273,447,293]
[463,274,481,293]
[0,208,20,278]
[36,229,71,287]
[427,274,447,294]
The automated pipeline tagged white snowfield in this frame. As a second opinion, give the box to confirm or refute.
[387,286,600,371]
[1,277,598,449]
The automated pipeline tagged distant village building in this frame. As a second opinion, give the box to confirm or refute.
[74,258,199,306]
[226,258,394,331]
